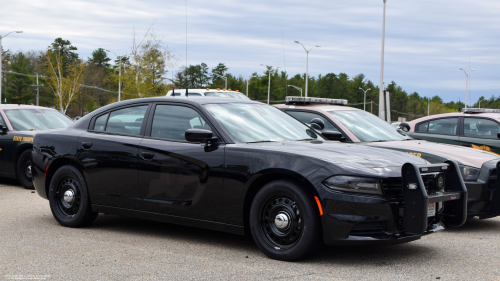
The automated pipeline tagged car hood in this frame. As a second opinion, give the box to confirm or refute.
[242,140,430,177]
[366,140,499,169]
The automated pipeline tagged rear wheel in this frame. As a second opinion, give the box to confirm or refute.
[17,150,34,189]
[249,180,322,261]
[48,165,97,227]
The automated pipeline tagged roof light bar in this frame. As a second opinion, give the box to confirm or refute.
[463,108,500,114]
[285,96,348,106]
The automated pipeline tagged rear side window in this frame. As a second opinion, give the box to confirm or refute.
[428,118,458,136]
[94,113,109,131]
[151,105,210,141]
[464,118,500,139]
[286,111,339,132]
[92,106,148,136]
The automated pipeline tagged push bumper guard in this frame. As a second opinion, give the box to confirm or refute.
[403,160,467,234]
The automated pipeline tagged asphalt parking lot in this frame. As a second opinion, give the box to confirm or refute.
[1,180,500,281]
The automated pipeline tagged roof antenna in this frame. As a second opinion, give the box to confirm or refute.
[18,101,20,106]
[186,88,189,97]
[172,88,175,97]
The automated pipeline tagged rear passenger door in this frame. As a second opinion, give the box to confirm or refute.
[77,104,151,210]
[410,117,460,145]
[459,117,500,155]
[138,103,225,221]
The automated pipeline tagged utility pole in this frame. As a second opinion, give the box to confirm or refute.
[379,0,387,121]
[31,73,43,106]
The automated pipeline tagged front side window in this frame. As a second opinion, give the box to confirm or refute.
[286,111,339,132]
[151,105,210,141]
[4,109,73,131]
[428,118,458,136]
[417,122,429,133]
[205,103,317,143]
[329,110,409,142]
[93,106,148,135]
[464,118,500,139]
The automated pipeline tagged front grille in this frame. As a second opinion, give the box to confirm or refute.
[350,222,386,236]
[382,178,403,199]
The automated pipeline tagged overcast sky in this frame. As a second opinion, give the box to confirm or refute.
[1,0,499,103]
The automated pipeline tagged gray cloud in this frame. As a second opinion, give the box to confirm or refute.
[1,0,498,103]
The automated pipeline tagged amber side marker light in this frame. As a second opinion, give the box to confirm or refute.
[314,196,323,216]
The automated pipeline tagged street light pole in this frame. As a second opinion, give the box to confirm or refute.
[427,97,430,116]
[359,87,371,111]
[379,0,387,121]
[478,97,484,108]
[260,64,280,104]
[106,50,122,101]
[241,74,257,97]
[0,31,23,104]
[214,73,227,89]
[288,85,302,97]
[459,68,474,109]
[294,41,320,98]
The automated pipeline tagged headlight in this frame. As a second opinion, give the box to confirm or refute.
[459,165,481,181]
[323,176,383,195]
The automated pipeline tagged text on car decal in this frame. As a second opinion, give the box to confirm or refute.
[13,136,33,142]
[406,152,422,157]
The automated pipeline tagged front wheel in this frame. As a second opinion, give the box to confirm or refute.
[48,165,97,227]
[17,150,34,189]
[249,180,322,261]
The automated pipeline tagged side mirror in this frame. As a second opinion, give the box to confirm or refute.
[310,118,325,131]
[185,128,217,146]
[0,124,8,132]
[322,130,344,141]
[399,122,410,132]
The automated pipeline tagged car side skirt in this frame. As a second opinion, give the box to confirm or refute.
[92,204,246,236]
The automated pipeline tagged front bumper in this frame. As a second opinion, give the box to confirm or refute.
[465,160,500,219]
[310,161,467,246]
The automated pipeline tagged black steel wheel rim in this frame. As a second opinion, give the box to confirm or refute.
[22,159,32,181]
[55,177,81,217]
[259,196,303,250]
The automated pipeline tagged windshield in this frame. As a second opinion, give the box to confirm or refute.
[204,92,250,100]
[205,103,318,143]
[329,110,410,142]
[5,109,73,131]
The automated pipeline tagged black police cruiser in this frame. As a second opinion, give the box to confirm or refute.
[32,97,467,261]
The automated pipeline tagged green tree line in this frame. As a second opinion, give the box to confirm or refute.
[1,35,497,120]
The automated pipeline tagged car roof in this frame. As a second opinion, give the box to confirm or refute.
[408,112,500,124]
[0,104,58,110]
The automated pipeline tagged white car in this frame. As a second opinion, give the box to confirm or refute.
[166,88,250,100]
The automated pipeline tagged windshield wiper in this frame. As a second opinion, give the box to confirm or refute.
[371,140,387,142]
[247,140,275,143]
[297,138,316,141]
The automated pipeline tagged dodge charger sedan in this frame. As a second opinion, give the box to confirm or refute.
[276,97,500,219]
[32,97,466,261]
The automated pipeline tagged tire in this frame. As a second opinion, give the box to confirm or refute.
[17,150,34,189]
[48,165,98,227]
[249,180,322,261]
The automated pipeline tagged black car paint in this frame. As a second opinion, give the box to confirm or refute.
[32,97,464,245]
[281,107,500,219]
[0,130,35,179]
